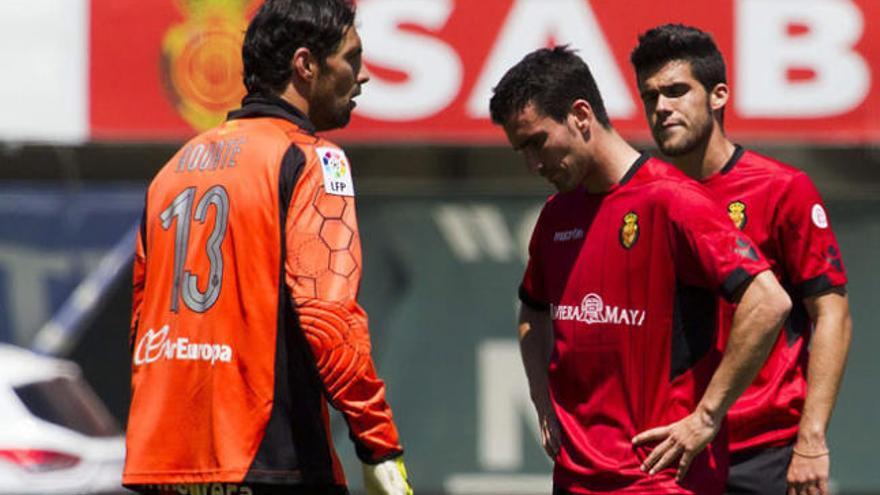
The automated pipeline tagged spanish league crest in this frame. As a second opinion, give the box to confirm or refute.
[317,147,355,197]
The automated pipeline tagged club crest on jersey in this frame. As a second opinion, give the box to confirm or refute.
[619,211,639,249]
[317,147,355,197]
[728,200,747,230]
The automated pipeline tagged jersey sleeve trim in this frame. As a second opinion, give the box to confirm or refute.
[798,273,843,299]
[720,267,756,302]
[519,284,550,311]
[359,448,404,466]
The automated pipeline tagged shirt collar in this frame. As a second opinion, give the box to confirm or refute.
[719,144,745,175]
[227,93,316,134]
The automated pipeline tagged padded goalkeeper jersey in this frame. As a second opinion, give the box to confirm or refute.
[124,95,402,490]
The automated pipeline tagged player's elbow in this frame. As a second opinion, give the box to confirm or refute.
[758,271,792,328]
[743,271,791,332]
[770,288,792,327]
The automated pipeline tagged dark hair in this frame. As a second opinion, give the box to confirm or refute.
[242,0,356,95]
[489,46,611,128]
[630,24,726,92]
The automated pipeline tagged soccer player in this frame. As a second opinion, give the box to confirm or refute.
[630,24,853,495]
[489,46,792,495]
[123,1,412,494]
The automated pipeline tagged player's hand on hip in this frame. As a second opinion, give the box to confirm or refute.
[537,406,562,459]
[787,442,830,495]
[631,408,720,481]
[362,456,413,495]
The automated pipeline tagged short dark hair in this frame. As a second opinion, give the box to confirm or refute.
[630,24,726,92]
[489,46,611,128]
[242,0,356,95]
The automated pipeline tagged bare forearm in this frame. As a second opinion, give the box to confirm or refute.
[519,305,553,411]
[698,271,791,422]
[799,291,852,447]
[633,274,788,481]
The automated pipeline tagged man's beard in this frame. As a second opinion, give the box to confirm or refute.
[656,108,713,157]
[312,100,352,132]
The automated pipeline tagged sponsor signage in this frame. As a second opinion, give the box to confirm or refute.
[88,0,880,143]
[133,325,233,366]
[551,293,647,326]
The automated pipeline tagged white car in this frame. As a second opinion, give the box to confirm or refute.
[0,344,125,494]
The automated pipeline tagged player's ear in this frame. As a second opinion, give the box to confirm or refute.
[291,47,317,83]
[709,82,729,113]
[570,99,594,138]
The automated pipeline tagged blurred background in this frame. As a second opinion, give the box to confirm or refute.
[0,0,878,493]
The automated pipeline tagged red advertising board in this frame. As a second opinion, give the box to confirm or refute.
[90,0,880,143]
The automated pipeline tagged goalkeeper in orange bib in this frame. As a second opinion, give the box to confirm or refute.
[123,1,412,494]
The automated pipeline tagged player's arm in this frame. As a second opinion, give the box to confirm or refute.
[293,297,402,461]
[295,297,411,494]
[634,184,791,479]
[787,288,852,495]
[518,302,560,458]
[774,172,850,495]
[284,149,410,494]
[698,270,792,431]
[287,202,401,459]
[129,213,147,352]
[636,270,790,479]
[516,205,559,458]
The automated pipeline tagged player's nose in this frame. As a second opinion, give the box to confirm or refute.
[358,63,370,85]
[655,94,674,115]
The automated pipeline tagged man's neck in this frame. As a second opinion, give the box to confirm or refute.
[582,128,642,194]
[671,128,736,181]
[279,85,310,118]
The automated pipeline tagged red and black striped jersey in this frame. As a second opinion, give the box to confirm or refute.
[702,146,848,453]
[520,155,769,495]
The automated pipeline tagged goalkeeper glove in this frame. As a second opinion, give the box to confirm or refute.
[362,456,413,495]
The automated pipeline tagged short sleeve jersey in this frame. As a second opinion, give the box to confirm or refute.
[520,155,769,495]
[702,146,847,452]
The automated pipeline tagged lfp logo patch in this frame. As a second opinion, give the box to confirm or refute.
[317,147,354,197]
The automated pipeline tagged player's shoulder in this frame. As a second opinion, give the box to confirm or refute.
[639,155,693,182]
[309,137,348,163]
[634,155,710,198]
[736,148,809,184]
[634,158,729,223]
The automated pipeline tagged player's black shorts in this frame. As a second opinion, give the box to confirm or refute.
[726,443,794,495]
[132,483,349,495]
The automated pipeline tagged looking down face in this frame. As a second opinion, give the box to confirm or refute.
[503,102,587,193]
